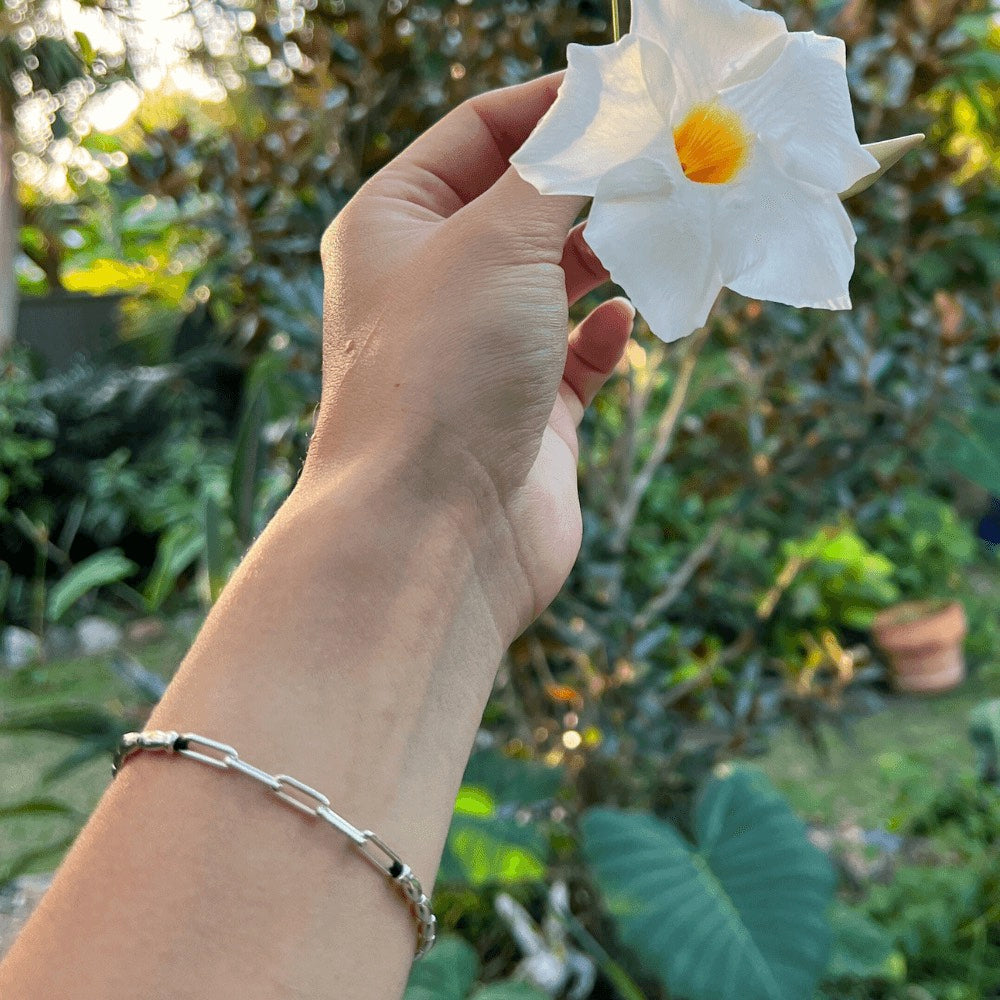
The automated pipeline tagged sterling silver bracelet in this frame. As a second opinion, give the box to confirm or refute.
[111,730,437,959]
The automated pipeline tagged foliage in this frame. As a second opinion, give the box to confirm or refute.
[580,766,835,1000]
[403,934,546,1000]
[860,490,979,602]
[969,698,1000,786]
[778,525,900,630]
[0,347,228,626]
[45,549,138,623]
[439,751,562,887]
[824,903,901,982]
[820,755,1000,1000]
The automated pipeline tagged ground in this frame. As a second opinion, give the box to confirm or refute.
[759,670,997,830]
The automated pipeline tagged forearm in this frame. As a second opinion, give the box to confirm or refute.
[0,454,512,1000]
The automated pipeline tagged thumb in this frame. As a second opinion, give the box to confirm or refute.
[463,165,588,257]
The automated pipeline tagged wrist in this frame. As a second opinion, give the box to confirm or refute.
[297,430,537,647]
[148,456,514,888]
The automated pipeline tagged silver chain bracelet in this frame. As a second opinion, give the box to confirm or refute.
[111,730,437,959]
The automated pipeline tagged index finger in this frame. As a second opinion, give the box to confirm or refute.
[369,71,567,218]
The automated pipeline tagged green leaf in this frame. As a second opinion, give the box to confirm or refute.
[929,411,1000,495]
[46,549,137,623]
[204,492,228,603]
[471,986,548,1000]
[455,786,496,817]
[0,703,129,742]
[403,935,478,1000]
[0,833,78,890]
[143,521,204,612]
[230,385,268,546]
[581,765,835,1000]
[73,31,96,67]
[41,738,118,783]
[969,699,1000,785]
[826,903,902,979]
[462,750,563,805]
[0,796,81,821]
[440,813,548,887]
[437,751,560,886]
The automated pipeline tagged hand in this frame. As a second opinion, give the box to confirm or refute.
[305,72,635,644]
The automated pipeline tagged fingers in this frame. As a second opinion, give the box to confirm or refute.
[559,297,635,427]
[370,71,567,218]
[562,222,611,305]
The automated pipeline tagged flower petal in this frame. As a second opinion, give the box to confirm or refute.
[722,32,879,194]
[842,133,924,198]
[510,36,673,197]
[717,146,857,309]
[584,157,722,343]
[629,0,787,108]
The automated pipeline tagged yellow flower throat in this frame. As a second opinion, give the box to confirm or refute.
[673,103,751,184]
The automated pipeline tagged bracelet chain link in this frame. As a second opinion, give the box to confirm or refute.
[112,730,436,959]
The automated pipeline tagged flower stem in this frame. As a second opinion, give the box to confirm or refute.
[611,0,621,41]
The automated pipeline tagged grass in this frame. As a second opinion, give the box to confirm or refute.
[759,666,1000,830]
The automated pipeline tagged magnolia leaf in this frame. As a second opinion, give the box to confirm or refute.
[841,134,925,199]
[581,765,835,1000]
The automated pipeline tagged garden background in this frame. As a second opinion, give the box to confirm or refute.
[0,0,998,997]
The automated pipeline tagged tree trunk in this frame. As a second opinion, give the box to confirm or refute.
[0,110,17,356]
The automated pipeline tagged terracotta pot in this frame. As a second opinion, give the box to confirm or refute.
[871,600,967,694]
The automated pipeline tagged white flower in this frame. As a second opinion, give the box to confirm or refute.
[510,0,882,343]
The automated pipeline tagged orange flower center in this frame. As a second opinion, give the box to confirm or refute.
[673,103,751,185]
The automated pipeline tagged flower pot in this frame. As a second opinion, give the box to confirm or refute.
[871,600,967,694]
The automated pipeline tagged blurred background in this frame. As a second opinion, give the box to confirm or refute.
[0,1,998,997]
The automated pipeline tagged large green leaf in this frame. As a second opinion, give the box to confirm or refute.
[403,935,478,1000]
[581,765,835,1000]
[46,549,137,623]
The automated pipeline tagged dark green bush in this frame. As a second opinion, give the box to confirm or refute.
[0,348,230,624]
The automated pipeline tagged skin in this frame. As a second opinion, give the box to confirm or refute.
[0,71,634,1000]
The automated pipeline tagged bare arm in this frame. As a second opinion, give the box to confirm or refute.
[0,72,632,1000]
